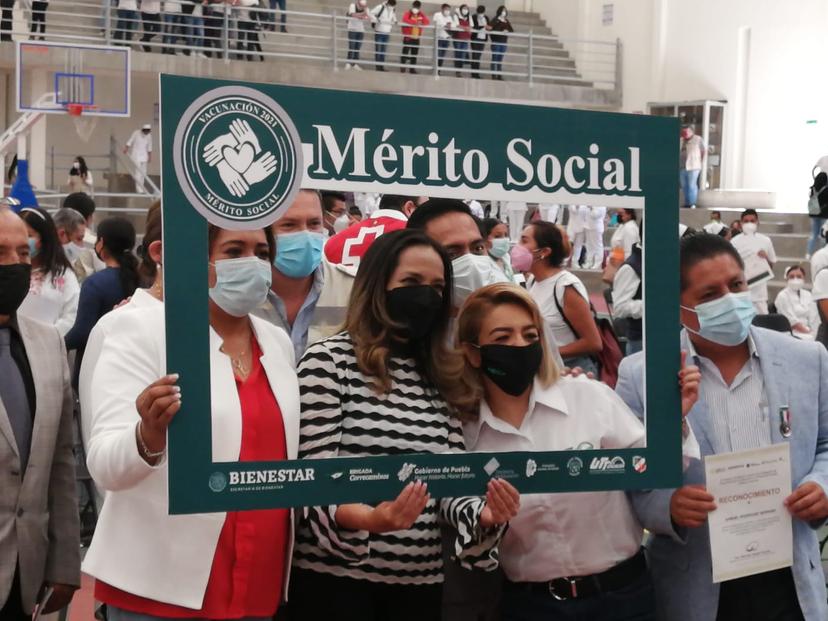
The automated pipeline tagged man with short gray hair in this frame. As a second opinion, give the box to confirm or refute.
[52,208,87,265]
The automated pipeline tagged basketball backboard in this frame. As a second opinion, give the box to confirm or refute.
[16,41,130,117]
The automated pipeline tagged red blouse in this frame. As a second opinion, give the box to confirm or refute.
[96,339,290,619]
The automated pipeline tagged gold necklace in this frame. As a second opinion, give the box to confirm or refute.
[220,345,250,378]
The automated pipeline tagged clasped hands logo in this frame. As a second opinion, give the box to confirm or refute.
[203,118,278,198]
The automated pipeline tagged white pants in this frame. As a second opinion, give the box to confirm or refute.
[132,159,148,193]
[585,228,604,268]
[570,231,585,266]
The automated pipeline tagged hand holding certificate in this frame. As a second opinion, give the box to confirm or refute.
[705,443,793,583]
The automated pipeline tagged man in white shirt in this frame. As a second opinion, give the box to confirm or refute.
[433,3,452,71]
[702,210,727,236]
[583,206,606,269]
[370,0,397,71]
[730,209,776,314]
[123,124,153,193]
[679,125,706,208]
[566,205,588,268]
[612,244,642,355]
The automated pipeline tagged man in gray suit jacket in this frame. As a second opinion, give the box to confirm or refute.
[618,233,828,621]
[0,207,80,619]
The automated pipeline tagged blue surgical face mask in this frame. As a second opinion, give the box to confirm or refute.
[274,231,324,278]
[28,238,39,258]
[209,256,272,318]
[489,238,510,259]
[681,291,756,346]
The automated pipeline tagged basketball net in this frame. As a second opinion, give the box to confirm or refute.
[66,104,99,143]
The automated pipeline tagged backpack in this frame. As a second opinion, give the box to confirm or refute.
[553,279,624,387]
[808,171,828,217]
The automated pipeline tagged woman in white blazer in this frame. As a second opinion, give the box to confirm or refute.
[82,224,300,621]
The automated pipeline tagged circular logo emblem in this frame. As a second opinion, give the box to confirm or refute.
[173,86,304,230]
[566,457,583,477]
[208,471,228,493]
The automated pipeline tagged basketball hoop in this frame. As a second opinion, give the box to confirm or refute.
[66,103,85,117]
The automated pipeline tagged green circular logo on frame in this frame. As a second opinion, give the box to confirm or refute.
[173,86,304,229]
[208,471,228,493]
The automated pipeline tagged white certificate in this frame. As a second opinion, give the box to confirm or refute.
[743,251,773,288]
[705,443,793,583]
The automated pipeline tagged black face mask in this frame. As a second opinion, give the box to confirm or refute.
[478,342,543,396]
[0,263,32,315]
[387,285,443,340]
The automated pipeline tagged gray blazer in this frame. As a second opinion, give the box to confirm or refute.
[0,316,80,613]
[617,327,828,621]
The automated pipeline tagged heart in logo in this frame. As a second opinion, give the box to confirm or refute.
[222,143,255,174]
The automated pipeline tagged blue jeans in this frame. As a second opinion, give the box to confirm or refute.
[114,8,138,41]
[347,30,364,61]
[269,0,286,28]
[453,39,469,68]
[679,168,701,207]
[437,38,450,66]
[162,13,185,47]
[562,355,598,377]
[491,42,507,73]
[374,32,389,65]
[107,606,273,621]
[501,571,655,621]
[190,15,204,49]
[809,216,826,256]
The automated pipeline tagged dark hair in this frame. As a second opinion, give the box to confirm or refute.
[406,198,472,230]
[348,205,362,217]
[412,0,421,7]
[73,156,89,178]
[19,207,71,283]
[528,221,567,268]
[7,154,16,184]
[441,2,450,8]
[679,233,744,291]
[786,264,806,279]
[96,217,140,298]
[208,224,276,264]
[495,5,506,17]
[741,208,758,221]
[346,229,473,411]
[476,4,485,12]
[320,191,347,214]
[139,201,162,286]
[63,192,95,221]
[619,208,637,223]
[481,217,505,237]
[711,210,721,218]
[379,194,416,212]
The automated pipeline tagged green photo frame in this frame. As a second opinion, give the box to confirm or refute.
[160,74,680,514]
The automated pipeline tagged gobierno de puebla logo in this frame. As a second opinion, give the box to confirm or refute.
[173,85,304,229]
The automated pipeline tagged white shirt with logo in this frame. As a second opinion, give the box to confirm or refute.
[463,377,646,580]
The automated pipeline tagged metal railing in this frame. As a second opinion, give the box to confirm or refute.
[6,1,619,90]
[47,136,160,197]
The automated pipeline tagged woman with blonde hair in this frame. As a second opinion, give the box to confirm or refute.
[457,283,700,621]
[291,228,519,621]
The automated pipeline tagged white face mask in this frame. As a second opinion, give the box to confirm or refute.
[741,222,758,235]
[787,278,805,291]
[72,162,80,169]
[442,9,450,16]
[334,213,350,233]
[451,253,509,307]
[412,7,419,13]
[209,257,272,318]
[460,7,468,15]
[500,11,507,19]
[62,242,84,263]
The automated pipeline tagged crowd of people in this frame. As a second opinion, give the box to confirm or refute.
[0,0,517,77]
[2,186,828,621]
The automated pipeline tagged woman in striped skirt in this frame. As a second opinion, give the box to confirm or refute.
[289,229,520,621]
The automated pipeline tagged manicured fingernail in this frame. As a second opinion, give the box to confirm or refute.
[173,386,181,393]
[169,373,179,380]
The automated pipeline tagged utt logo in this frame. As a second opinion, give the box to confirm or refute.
[589,456,626,474]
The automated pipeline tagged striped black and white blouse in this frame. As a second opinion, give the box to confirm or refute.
[293,332,501,585]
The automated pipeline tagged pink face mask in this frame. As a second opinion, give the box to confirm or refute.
[510,244,533,272]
